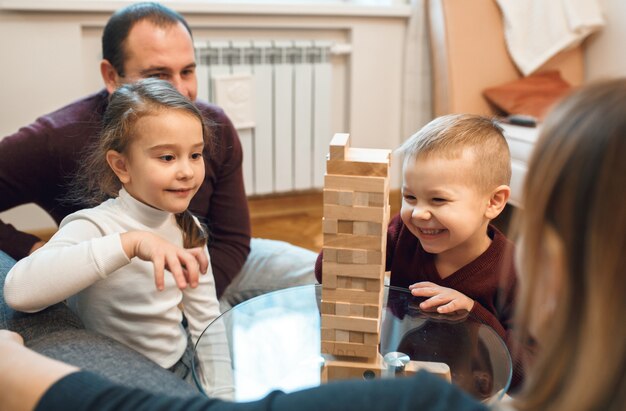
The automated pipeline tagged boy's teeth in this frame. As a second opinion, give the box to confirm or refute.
[421,228,442,235]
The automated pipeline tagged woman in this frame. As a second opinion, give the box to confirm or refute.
[1,79,625,411]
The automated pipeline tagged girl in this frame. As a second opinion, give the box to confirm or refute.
[4,78,221,380]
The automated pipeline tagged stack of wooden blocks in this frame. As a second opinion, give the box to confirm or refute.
[320,133,391,380]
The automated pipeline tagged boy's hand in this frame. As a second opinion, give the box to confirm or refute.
[121,231,208,291]
[409,281,475,314]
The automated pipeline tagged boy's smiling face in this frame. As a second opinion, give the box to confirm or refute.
[400,148,493,267]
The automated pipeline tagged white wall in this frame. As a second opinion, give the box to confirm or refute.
[0,1,410,233]
[585,0,626,80]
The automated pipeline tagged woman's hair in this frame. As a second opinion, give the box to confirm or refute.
[73,78,211,248]
[513,79,626,411]
[397,114,511,193]
[102,2,192,77]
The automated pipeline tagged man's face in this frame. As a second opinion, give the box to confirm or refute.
[115,20,197,101]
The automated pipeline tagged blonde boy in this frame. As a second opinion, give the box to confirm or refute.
[389,113,522,385]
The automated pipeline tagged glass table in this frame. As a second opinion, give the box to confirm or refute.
[192,284,512,403]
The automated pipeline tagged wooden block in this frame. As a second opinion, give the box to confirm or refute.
[323,248,337,262]
[352,192,367,207]
[337,191,353,206]
[334,302,351,316]
[321,328,335,341]
[331,249,383,265]
[321,354,384,382]
[323,189,339,205]
[348,304,364,317]
[404,361,451,382]
[346,147,391,164]
[352,221,384,236]
[365,279,382,292]
[329,133,351,160]
[321,314,379,333]
[368,192,385,207]
[322,288,382,306]
[321,341,380,360]
[364,304,380,318]
[326,159,389,177]
[337,220,353,234]
[322,218,338,234]
[325,175,387,193]
[336,277,351,289]
[323,262,384,280]
[323,233,382,251]
[350,278,367,291]
[349,331,364,343]
[320,301,335,315]
[335,330,350,342]
[322,273,337,289]
[364,332,379,345]
[324,204,386,223]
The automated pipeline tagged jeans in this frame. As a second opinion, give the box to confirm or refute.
[218,238,318,311]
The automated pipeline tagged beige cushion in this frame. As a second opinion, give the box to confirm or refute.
[482,71,572,121]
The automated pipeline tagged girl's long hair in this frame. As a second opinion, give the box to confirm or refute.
[512,79,626,411]
[70,78,212,248]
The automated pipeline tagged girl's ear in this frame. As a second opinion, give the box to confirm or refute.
[106,150,131,184]
[484,184,511,220]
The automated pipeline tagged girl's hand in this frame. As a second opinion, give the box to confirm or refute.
[409,281,475,314]
[121,231,208,291]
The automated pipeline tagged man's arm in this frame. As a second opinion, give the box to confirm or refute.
[195,105,251,297]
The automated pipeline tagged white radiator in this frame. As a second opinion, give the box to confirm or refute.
[195,40,340,196]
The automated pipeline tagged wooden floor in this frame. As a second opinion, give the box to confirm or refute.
[249,190,403,252]
[249,190,513,252]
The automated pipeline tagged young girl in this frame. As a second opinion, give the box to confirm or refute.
[4,78,220,380]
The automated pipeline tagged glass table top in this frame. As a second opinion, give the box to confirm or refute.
[192,284,512,403]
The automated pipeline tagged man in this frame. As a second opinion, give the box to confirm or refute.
[0,2,316,310]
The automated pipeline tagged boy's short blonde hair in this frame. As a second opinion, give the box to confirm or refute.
[398,114,511,193]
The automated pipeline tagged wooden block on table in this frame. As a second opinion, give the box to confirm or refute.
[323,261,384,280]
[323,233,382,251]
[333,302,378,318]
[329,133,351,160]
[324,204,386,223]
[325,175,388,194]
[404,361,451,382]
[335,249,382,265]
[368,192,385,207]
[321,314,379,333]
[337,191,353,206]
[337,277,368,291]
[321,341,380,361]
[321,353,384,382]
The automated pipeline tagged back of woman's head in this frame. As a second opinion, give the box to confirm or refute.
[514,79,626,411]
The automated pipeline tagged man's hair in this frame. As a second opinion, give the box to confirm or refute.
[397,114,511,192]
[102,2,193,76]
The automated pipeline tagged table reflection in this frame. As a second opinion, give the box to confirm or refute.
[192,285,511,402]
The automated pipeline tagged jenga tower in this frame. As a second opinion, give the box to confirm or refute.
[320,133,391,378]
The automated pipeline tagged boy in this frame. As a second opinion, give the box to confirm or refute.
[315,114,521,386]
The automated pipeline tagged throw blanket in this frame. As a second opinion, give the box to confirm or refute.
[497,0,604,75]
